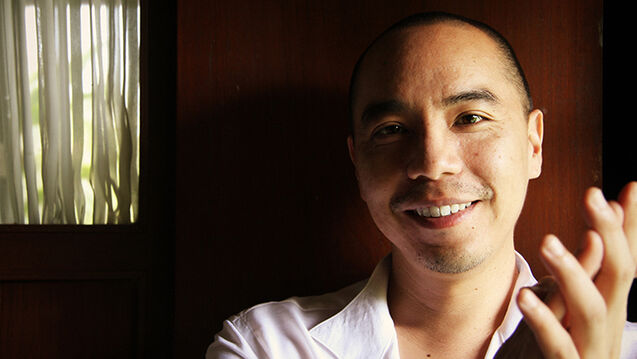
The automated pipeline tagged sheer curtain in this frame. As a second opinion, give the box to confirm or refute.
[0,0,139,224]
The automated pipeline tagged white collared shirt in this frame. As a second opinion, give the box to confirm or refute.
[206,253,637,358]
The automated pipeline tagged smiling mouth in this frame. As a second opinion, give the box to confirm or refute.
[412,201,476,218]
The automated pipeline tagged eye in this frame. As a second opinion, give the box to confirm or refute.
[373,123,407,137]
[456,113,486,125]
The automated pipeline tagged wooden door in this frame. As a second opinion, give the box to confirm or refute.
[0,2,175,358]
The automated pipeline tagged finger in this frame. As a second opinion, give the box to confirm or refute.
[539,234,606,354]
[528,276,565,321]
[596,200,632,359]
[554,231,605,328]
[517,287,579,359]
[583,188,625,254]
[583,188,634,299]
[576,229,604,278]
[528,233,604,329]
[617,181,637,267]
[534,279,569,328]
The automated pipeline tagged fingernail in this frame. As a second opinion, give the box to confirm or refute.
[544,235,565,258]
[590,188,608,210]
[518,288,539,311]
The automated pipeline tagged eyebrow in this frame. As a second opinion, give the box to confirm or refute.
[442,88,501,107]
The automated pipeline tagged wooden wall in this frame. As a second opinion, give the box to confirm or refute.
[176,0,606,357]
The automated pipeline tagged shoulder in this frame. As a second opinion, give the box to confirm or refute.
[234,280,365,333]
[206,280,366,359]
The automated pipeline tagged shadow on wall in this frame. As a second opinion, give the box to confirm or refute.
[177,86,391,328]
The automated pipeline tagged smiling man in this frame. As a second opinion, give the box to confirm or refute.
[207,12,637,359]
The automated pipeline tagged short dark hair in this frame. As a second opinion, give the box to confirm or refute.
[348,11,533,134]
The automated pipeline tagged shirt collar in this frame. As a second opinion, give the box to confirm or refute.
[310,252,537,359]
[309,255,395,358]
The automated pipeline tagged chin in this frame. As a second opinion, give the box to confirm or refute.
[415,245,490,274]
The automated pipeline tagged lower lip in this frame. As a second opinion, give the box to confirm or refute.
[406,202,477,229]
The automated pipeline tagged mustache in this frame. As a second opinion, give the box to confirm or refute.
[390,180,494,209]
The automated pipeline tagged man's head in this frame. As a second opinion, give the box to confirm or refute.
[347,12,544,274]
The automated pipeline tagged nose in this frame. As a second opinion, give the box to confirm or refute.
[406,125,463,181]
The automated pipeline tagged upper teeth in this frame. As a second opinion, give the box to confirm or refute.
[415,202,473,218]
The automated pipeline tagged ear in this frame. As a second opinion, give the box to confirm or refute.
[347,135,359,181]
[527,109,544,179]
[347,135,355,163]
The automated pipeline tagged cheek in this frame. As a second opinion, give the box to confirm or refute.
[355,145,411,204]
[466,130,527,172]
[356,159,397,203]
[464,133,530,202]
[466,134,530,216]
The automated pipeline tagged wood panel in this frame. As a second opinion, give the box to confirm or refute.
[176,0,604,357]
[0,278,139,358]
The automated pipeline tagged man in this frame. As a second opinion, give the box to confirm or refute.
[207,12,637,358]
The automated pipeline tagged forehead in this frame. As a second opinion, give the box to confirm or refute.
[352,23,520,120]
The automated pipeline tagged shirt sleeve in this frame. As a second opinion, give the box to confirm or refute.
[205,319,260,359]
[621,321,637,359]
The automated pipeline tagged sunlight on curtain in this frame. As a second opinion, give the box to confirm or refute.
[0,0,139,224]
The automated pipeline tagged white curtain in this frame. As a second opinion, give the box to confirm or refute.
[0,0,139,224]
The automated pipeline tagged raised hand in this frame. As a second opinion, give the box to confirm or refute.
[496,182,637,358]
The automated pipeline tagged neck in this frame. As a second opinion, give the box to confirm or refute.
[388,243,518,358]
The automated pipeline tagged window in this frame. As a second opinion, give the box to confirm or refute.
[0,0,140,224]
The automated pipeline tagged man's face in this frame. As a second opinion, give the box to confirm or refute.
[348,23,543,273]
